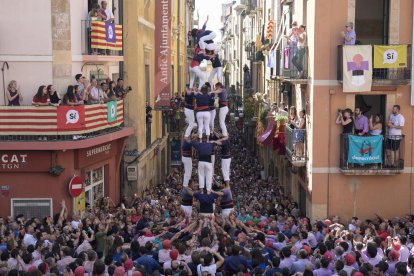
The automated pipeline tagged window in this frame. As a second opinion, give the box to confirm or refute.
[84,167,105,209]
[11,198,52,219]
[355,0,389,44]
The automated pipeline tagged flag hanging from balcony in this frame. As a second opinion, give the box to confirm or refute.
[91,21,123,51]
[107,101,117,123]
[258,120,275,147]
[373,45,407,68]
[57,106,86,130]
[343,45,372,92]
[348,135,383,164]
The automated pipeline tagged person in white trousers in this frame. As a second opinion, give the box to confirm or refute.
[208,51,223,88]
[182,135,193,187]
[180,180,195,218]
[191,135,215,192]
[212,135,231,183]
[184,88,196,138]
[189,53,206,90]
[214,83,229,137]
[195,85,211,142]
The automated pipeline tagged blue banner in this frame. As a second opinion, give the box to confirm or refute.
[348,135,383,164]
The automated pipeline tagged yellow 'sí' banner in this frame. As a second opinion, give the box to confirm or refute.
[374,45,407,68]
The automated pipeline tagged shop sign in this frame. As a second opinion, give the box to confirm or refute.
[0,152,51,172]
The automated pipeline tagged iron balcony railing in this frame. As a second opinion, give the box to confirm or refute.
[339,134,405,173]
[337,45,411,85]
[285,126,306,166]
[281,46,309,80]
[81,20,123,56]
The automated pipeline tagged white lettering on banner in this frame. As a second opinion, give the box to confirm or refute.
[160,0,169,84]
[0,154,28,169]
[86,144,111,157]
[351,155,381,161]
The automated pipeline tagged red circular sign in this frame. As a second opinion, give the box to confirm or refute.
[69,176,84,197]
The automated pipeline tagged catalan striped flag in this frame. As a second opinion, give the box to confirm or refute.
[91,21,123,51]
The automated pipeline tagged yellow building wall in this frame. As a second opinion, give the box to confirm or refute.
[123,0,188,195]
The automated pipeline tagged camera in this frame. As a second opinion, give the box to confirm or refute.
[338,109,342,113]
[127,86,132,91]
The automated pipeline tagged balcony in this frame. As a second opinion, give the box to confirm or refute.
[81,20,123,62]
[337,45,411,86]
[279,46,309,84]
[0,101,126,141]
[339,134,405,175]
[285,126,307,167]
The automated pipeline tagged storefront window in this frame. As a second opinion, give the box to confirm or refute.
[85,166,105,209]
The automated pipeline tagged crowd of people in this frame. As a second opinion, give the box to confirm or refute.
[6,75,131,107]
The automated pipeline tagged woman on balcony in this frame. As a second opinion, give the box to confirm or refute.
[32,85,50,106]
[63,85,81,106]
[6,80,23,106]
[293,110,306,159]
[47,85,61,106]
[335,108,353,134]
[369,114,383,136]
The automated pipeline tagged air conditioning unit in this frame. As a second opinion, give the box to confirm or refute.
[126,165,138,181]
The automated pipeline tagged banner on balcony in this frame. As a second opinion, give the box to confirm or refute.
[107,101,117,123]
[348,135,383,164]
[154,0,172,109]
[57,106,86,130]
[90,21,123,51]
[343,45,372,92]
[374,45,407,68]
[258,120,275,147]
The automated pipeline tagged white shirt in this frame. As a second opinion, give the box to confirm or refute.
[90,86,100,102]
[197,264,217,276]
[104,8,114,21]
[388,113,404,136]
[298,32,307,47]
[400,245,410,262]
[71,220,81,230]
[23,233,37,247]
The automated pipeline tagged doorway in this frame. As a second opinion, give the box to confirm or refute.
[355,94,387,133]
[355,0,389,45]
[84,166,105,209]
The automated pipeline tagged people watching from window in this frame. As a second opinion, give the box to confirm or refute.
[336,108,354,134]
[47,85,61,106]
[63,85,81,106]
[342,22,356,45]
[354,107,368,136]
[369,114,383,136]
[6,80,23,106]
[115,78,131,99]
[32,85,50,106]
[386,105,405,168]
[293,110,306,158]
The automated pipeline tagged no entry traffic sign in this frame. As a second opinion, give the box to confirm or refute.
[69,176,84,197]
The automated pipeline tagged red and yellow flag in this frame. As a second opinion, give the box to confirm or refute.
[90,21,123,51]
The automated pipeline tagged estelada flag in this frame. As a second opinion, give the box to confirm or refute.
[57,106,86,131]
[91,21,123,50]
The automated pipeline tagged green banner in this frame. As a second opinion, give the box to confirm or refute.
[107,101,117,123]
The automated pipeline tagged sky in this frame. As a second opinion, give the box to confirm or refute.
[194,0,231,42]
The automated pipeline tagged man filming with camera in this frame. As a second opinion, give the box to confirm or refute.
[115,78,132,99]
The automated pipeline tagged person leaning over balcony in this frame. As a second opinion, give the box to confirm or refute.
[99,82,110,103]
[106,81,118,101]
[32,85,50,106]
[354,107,368,136]
[47,85,61,106]
[288,106,298,129]
[63,85,81,106]
[292,25,307,78]
[75,74,86,98]
[369,114,383,136]
[386,105,405,168]
[6,80,23,106]
[336,108,354,134]
[342,22,356,45]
